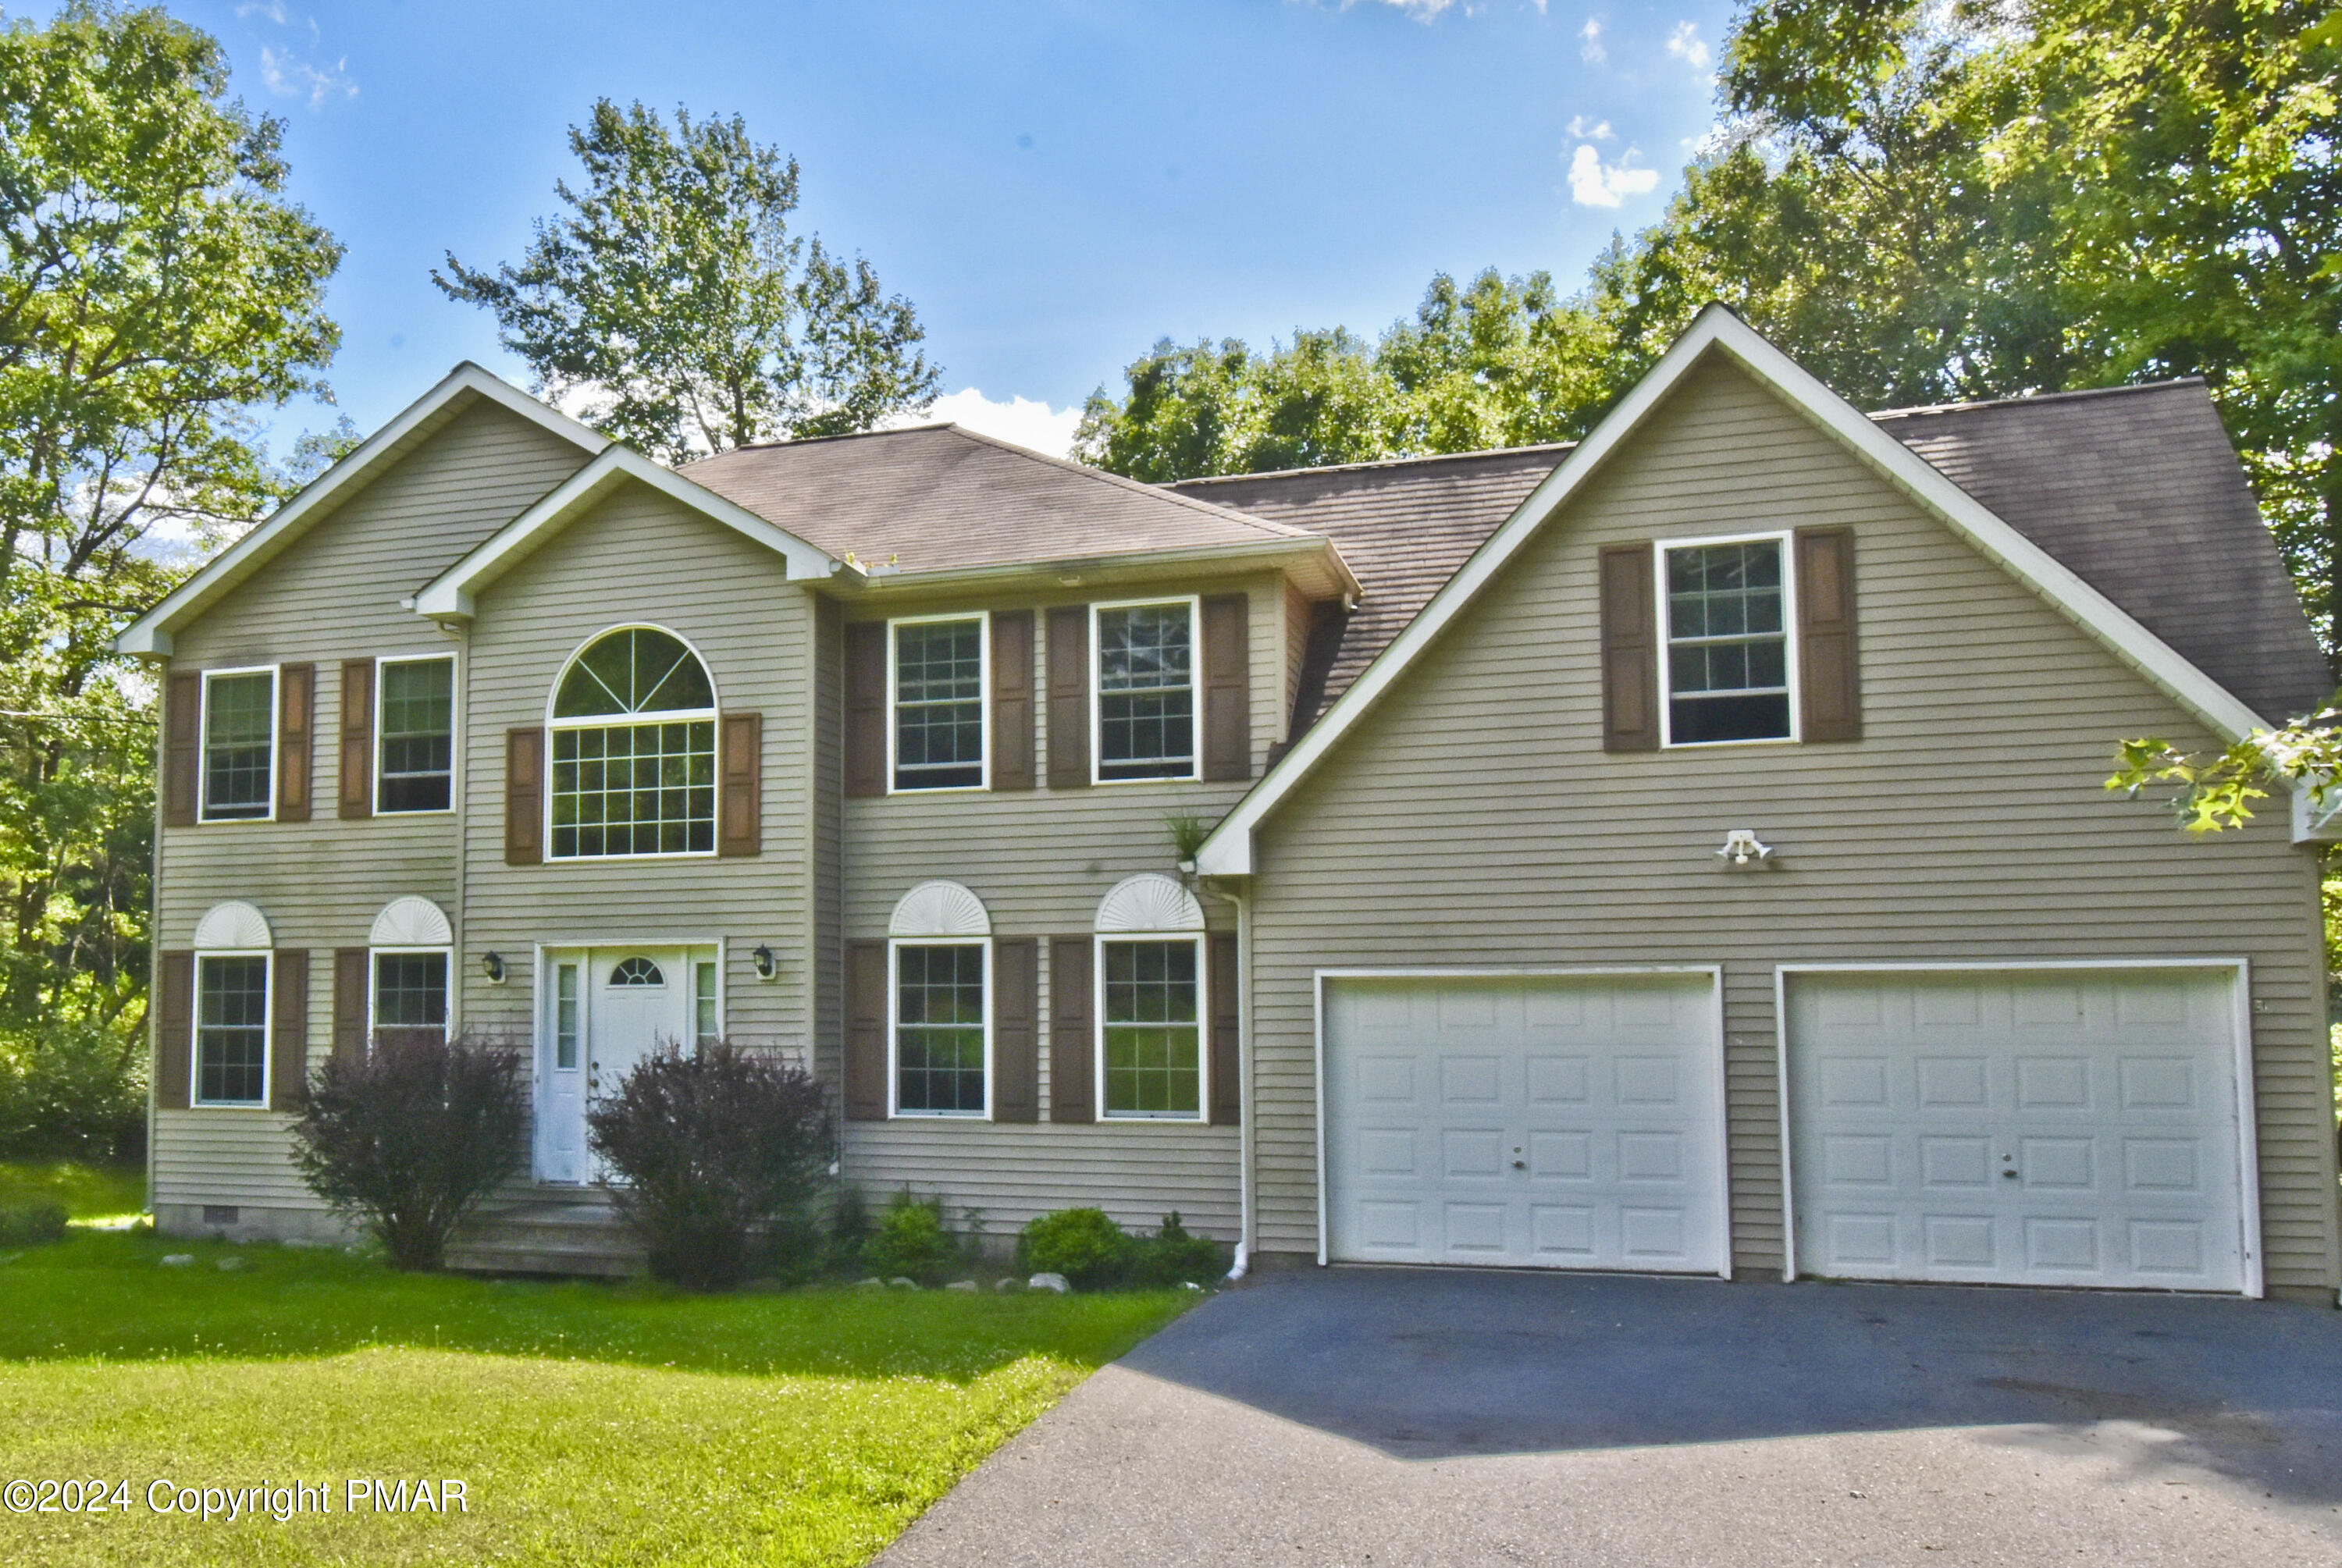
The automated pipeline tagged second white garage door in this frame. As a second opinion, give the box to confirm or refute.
[1785,967,2252,1292]
[1322,972,1728,1274]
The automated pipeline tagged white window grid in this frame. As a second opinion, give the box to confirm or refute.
[887,611,991,794]
[1655,532,1801,748]
[198,666,279,823]
[1091,596,1202,785]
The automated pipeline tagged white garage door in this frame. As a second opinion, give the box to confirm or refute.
[1786,968,2250,1292]
[1322,972,1728,1274]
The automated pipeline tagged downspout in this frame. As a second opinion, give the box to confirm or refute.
[1222,882,1255,1280]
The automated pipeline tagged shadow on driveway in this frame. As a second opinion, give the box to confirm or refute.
[1123,1266,2342,1497]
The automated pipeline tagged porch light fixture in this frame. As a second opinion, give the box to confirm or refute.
[752,944,778,981]
[482,951,507,984]
[1716,830,1774,868]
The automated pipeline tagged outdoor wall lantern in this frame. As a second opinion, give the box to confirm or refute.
[482,951,507,984]
[752,944,779,981]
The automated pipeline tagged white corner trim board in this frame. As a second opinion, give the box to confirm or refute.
[889,880,992,938]
[1194,304,2272,876]
[193,900,274,951]
[114,363,608,658]
[370,896,454,948]
[1094,873,1205,933]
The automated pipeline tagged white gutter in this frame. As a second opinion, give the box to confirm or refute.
[1211,880,1255,1281]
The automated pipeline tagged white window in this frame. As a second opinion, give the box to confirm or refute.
[889,613,988,791]
[891,939,990,1116]
[553,962,582,1071]
[376,654,455,813]
[371,949,450,1044]
[200,667,277,822]
[194,952,271,1106]
[1660,535,1797,746]
[1093,598,1199,783]
[548,627,717,858]
[694,959,721,1047]
[1096,936,1205,1121]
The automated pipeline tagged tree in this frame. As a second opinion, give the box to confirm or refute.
[436,100,940,464]
[0,3,340,1047]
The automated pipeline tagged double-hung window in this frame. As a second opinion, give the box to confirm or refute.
[372,949,449,1047]
[1662,536,1795,745]
[549,628,717,858]
[1094,599,1198,782]
[377,655,455,812]
[1098,937,1203,1120]
[194,953,271,1105]
[892,940,988,1116]
[201,669,276,821]
[892,615,986,791]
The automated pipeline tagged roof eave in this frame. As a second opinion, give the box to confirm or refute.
[816,535,1361,603]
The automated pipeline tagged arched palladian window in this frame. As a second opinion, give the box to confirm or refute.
[1093,874,1207,1122]
[192,900,274,1107]
[548,627,717,858]
[888,882,992,1118]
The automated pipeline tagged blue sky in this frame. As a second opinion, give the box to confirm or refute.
[81,0,1735,455]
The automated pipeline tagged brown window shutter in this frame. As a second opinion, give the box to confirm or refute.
[276,663,315,822]
[1208,932,1240,1125]
[269,948,310,1110]
[719,711,762,856]
[1599,543,1660,752]
[990,610,1036,791]
[1046,606,1090,790]
[163,672,201,827]
[993,937,1038,1122]
[504,727,543,864]
[155,951,194,1108]
[333,948,369,1065]
[845,938,888,1120]
[1796,526,1862,743]
[338,660,375,820]
[1201,593,1251,781]
[844,622,886,798]
[1048,935,1094,1123]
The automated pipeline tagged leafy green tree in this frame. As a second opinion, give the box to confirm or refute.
[0,2,340,1068]
[436,100,940,464]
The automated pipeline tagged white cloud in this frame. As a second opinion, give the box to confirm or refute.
[234,0,287,21]
[1332,0,1463,17]
[1567,115,1613,141]
[896,389,1082,458]
[1666,20,1711,70]
[259,46,357,108]
[1579,17,1606,63]
[1566,143,1659,208]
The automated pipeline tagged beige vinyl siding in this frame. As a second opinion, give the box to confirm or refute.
[1281,580,1311,743]
[812,599,845,1097]
[152,401,593,1219]
[833,576,1283,1238]
[457,479,817,1055]
[1242,355,2338,1292]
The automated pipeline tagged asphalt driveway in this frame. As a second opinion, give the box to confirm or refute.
[884,1267,2342,1566]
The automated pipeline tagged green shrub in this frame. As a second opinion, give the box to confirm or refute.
[861,1191,959,1285]
[0,1200,69,1246]
[0,1017,147,1162]
[1017,1207,1135,1290]
[1128,1211,1227,1287]
[827,1182,872,1271]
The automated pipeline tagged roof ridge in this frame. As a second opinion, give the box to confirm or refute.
[933,425,1321,541]
[1169,442,1581,487]
[1867,378,2208,422]
[686,422,956,461]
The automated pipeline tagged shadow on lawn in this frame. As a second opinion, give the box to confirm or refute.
[1126,1266,2342,1505]
[0,1230,1190,1384]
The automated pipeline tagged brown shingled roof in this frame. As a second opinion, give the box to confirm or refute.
[1176,380,2328,731]
[682,423,1315,574]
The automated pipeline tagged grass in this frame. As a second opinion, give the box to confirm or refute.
[0,1228,1193,1566]
[0,1157,144,1221]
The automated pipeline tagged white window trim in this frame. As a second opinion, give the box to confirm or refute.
[198,666,279,823]
[887,936,993,1120]
[1655,531,1801,750]
[368,945,453,1040]
[1091,595,1203,786]
[544,624,722,862]
[373,652,458,816]
[191,949,273,1109]
[1094,932,1208,1124]
[692,955,725,1047]
[886,610,991,795]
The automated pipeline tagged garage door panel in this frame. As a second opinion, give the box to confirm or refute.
[1789,969,2245,1292]
[1326,973,1725,1273]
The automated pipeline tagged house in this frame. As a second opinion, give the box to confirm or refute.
[118,305,2341,1300]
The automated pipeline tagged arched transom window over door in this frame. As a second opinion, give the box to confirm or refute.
[549,627,718,858]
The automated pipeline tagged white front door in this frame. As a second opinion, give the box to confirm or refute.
[536,946,717,1182]
[1322,972,1728,1274]
[1785,968,2249,1292]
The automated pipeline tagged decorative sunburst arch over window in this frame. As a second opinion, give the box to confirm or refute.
[1093,873,1205,934]
[889,880,992,938]
[193,899,273,951]
[610,957,666,987]
[369,896,452,948]
[553,627,714,718]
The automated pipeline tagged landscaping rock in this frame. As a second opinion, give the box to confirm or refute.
[945,1279,978,1292]
[994,1276,1024,1293]
[888,1276,919,1289]
[216,1257,247,1271]
[855,1277,886,1290]
[1027,1271,1070,1294]
[160,1254,194,1268]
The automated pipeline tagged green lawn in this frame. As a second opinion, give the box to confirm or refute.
[0,1229,1191,1566]
[0,1158,144,1220]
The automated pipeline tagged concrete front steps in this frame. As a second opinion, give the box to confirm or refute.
[445,1191,645,1278]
